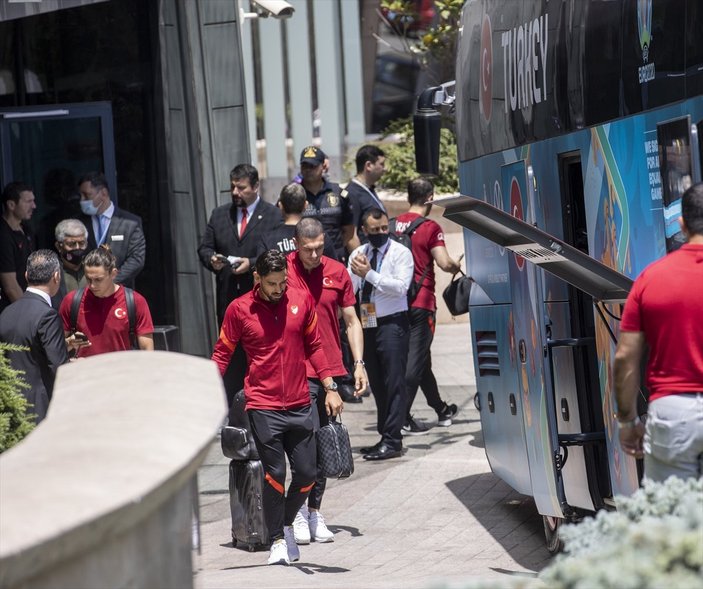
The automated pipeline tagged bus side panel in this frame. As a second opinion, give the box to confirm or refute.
[469,304,532,495]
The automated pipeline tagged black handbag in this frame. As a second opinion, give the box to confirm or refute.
[316,417,354,479]
[442,271,472,316]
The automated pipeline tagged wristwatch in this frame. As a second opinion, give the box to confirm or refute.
[324,381,338,392]
[616,415,641,429]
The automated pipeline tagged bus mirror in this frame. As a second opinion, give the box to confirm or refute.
[414,86,442,176]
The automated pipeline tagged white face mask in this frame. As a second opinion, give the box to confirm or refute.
[80,199,99,216]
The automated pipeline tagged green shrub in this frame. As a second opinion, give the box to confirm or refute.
[364,117,458,195]
[0,342,35,453]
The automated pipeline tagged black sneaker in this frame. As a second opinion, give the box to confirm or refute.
[437,403,458,427]
[402,415,431,436]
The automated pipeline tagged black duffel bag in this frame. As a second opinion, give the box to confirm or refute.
[442,271,472,316]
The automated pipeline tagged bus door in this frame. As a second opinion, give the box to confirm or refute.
[544,152,611,514]
[433,193,633,519]
[500,161,564,519]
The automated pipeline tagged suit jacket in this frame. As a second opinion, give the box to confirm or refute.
[82,206,146,288]
[0,291,69,423]
[197,199,282,324]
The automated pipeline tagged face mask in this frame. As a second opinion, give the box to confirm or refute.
[61,248,87,264]
[80,199,99,216]
[367,233,389,249]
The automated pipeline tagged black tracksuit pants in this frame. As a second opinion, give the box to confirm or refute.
[405,308,445,417]
[248,405,317,541]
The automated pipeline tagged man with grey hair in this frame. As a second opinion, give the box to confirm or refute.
[0,250,70,423]
[52,218,89,307]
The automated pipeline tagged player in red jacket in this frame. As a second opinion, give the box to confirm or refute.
[212,249,342,566]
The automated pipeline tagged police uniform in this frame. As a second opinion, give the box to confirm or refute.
[301,179,354,262]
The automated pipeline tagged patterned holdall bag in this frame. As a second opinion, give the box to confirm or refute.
[316,416,354,479]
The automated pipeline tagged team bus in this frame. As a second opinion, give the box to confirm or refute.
[414,0,702,550]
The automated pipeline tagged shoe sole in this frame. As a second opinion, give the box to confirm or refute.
[268,557,290,566]
[436,419,452,427]
[402,429,431,435]
[294,538,310,545]
[313,535,334,543]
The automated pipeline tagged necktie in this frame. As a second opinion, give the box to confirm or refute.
[239,208,248,238]
[98,215,110,245]
[361,248,378,303]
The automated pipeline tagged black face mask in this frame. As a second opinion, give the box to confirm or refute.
[61,248,87,264]
[366,233,389,249]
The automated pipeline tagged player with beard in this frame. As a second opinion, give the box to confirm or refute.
[198,164,282,405]
[212,249,342,566]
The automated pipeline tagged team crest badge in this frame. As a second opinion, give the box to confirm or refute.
[291,305,299,315]
[327,193,339,207]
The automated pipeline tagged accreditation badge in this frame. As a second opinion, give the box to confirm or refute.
[360,303,378,329]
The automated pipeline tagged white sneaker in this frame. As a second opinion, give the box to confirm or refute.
[283,525,300,562]
[293,505,311,544]
[267,539,289,566]
[309,510,334,543]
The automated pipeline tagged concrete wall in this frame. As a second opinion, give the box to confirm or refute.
[0,352,227,589]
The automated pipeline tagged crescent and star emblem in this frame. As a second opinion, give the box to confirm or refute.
[322,277,333,287]
[114,307,127,319]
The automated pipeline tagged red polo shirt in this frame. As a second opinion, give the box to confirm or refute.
[286,252,356,378]
[212,284,332,410]
[620,244,703,401]
[395,212,445,311]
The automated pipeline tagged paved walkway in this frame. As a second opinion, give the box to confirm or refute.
[194,323,552,588]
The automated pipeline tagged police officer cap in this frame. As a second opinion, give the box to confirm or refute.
[300,145,326,166]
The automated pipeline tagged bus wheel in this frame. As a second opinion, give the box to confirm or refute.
[542,515,563,553]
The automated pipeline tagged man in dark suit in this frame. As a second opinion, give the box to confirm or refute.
[78,171,145,288]
[198,163,282,404]
[0,250,70,423]
[198,163,282,325]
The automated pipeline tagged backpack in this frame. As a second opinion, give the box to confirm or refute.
[389,216,430,305]
[70,286,138,349]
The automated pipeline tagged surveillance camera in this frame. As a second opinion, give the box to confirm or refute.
[250,0,295,19]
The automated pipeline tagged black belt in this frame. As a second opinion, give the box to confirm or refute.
[376,311,407,325]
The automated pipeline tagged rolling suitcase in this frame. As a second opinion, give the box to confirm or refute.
[229,459,269,551]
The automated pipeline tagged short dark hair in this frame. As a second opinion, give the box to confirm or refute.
[78,171,109,191]
[295,217,324,241]
[230,164,259,188]
[407,177,434,206]
[361,207,387,228]
[355,144,385,174]
[255,249,287,277]
[84,244,117,272]
[2,181,33,206]
[682,182,703,237]
[279,183,306,215]
[26,250,60,286]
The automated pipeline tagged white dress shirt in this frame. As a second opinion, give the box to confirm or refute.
[26,287,51,306]
[347,238,414,317]
[92,202,115,246]
[238,196,260,236]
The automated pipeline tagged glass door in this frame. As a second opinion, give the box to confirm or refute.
[0,102,116,248]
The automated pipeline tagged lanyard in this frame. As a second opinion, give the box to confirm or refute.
[351,179,386,212]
